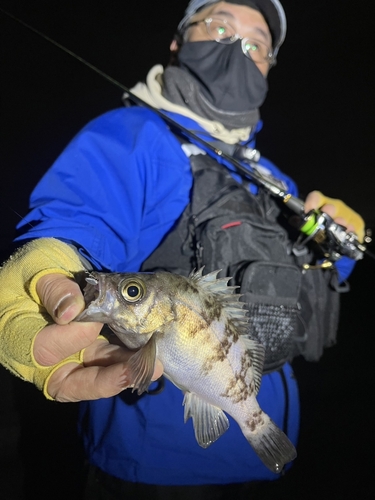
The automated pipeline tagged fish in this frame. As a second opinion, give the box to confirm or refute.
[76,268,297,473]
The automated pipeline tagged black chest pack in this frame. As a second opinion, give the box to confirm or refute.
[141,153,345,372]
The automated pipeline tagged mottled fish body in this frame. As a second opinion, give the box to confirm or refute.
[77,269,296,472]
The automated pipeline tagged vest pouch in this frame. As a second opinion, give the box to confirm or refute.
[293,266,342,362]
[240,261,302,373]
[194,212,292,281]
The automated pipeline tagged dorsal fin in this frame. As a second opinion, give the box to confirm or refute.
[190,268,235,294]
[191,268,249,333]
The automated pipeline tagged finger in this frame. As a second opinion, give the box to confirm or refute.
[83,338,135,366]
[48,340,164,402]
[331,217,356,234]
[304,190,326,213]
[83,339,164,379]
[312,205,358,237]
[36,273,86,324]
[47,361,134,402]
[34,321,103,366]
[319,203,336,219]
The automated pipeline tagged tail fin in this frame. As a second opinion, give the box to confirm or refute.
[244,418,297,473]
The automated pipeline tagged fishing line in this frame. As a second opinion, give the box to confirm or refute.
[0,7,130,94]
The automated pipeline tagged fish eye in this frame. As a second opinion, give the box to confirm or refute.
[119,279,146,303]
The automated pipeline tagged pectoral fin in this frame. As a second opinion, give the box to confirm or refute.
[128,335,157,395]
[183,392,229,448]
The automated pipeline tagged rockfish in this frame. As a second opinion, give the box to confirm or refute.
[77,268,297,473]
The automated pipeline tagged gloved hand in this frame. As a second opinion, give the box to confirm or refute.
[305,190,365,243]
[0,238,163,402]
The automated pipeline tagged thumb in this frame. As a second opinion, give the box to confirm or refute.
[304,190,327,213]
[36,273,86,324]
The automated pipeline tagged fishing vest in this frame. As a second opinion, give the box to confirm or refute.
[141,152,345,372]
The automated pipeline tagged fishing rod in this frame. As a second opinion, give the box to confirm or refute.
[1,7,373,263]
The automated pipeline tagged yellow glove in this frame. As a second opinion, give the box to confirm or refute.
[0,238,86,397]
[305,190,365,243]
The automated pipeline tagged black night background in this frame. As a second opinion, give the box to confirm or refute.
[1,1,374,498]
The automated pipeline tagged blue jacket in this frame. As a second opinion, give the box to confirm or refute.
[15,107,352,485]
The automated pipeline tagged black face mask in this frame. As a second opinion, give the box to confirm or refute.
[177,40,268,113]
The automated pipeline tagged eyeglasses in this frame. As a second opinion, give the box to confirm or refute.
[188,17,275,65]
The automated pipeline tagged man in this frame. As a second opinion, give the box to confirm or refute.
[0,1,364,497]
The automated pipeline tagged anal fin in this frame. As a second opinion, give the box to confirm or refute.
[183,392,229,448]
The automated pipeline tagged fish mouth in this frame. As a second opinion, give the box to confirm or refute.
[82,273,102,307]
[76,272,108,322]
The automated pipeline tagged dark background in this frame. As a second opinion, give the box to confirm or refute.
[0,1,374,499]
